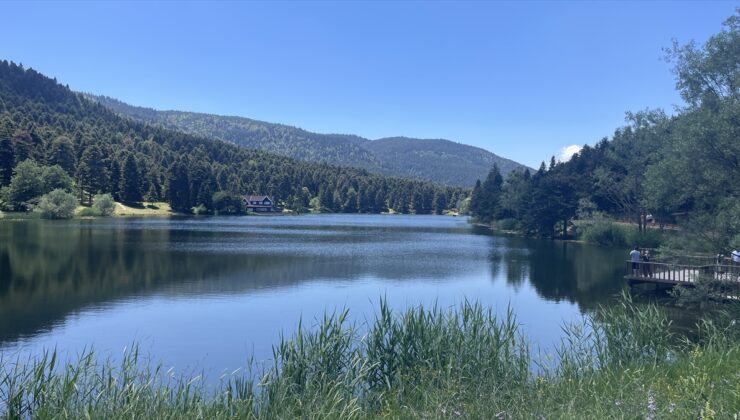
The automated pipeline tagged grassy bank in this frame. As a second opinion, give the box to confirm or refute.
[0,202,176,219]
[112,202,174,217]
[2,298,738,419]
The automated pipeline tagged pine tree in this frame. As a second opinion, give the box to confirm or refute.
[433,191,447,215]
[319,186,333,211]
[47,136,76,175]
[343,187,358,213]
[11,129,34,165]
[374,189,386,213]
[119,154,142,203]
[197,182,213,212]
[109,159,121,201]
[76,145,109,205]
[0,122,13,186]
[166,160,191,212]
[470,179,482,217]
[188,160,211,207]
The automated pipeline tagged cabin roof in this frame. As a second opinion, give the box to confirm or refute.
[246,195,272,202]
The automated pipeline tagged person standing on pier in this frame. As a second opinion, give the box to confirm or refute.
[641,250,653,278]
[630,246,641,276]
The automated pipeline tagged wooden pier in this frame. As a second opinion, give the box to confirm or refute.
[625,260,740,298]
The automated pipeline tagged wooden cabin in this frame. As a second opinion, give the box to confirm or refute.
[245,195,276,213]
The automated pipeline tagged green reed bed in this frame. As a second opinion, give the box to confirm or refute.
[2,297,739,419]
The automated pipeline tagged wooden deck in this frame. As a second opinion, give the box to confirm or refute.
[625,261,740,298]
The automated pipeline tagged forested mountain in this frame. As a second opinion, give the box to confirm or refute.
[86,95,527,187]
[365,137,523,187]
[0,60,466,215]
[469,13,739,251]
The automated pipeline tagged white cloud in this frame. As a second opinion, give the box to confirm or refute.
[558,145,582,162]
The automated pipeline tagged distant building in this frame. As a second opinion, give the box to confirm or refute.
[245,195,276,213]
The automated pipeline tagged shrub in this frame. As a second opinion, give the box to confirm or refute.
[625,226,664,249]
[212,191,245,215]
[93,193,116,216]
[36,189,78,219]
[575,218,628,247]
[309,196,321,212]
[192,204,210,215]
[77,207,102,217]
[495,218,519,231]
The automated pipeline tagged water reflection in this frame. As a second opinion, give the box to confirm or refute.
[0,215,626,349]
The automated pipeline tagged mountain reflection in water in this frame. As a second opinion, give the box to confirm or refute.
[0,215,626,374]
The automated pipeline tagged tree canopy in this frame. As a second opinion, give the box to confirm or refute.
[470,12,740,250]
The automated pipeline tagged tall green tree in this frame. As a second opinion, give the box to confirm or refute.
[47,136,76,175]
[471,165,503,222]
[11,129,40,165]
[594,112,668,231]
[0,124,13,186]
[109,158,121,201]
[166,159,191,212]
[212,191,244,215]
[432,191,447,215]
[119,154,142,203]
[469,179,482,216]
[6,160,44,210]
[41,165,73,193]
[499,169,531,220]
[76,145,109,205]
[187,156,212,208]
[343,187,358,213]
[645,13,740,250]
[196,182,214,213]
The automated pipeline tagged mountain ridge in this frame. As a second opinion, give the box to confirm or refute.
[0,60,464,216]
[86,94,529,187]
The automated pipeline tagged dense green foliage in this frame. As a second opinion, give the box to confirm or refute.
[36,189,77,219]
[2,297,738,418]
[0,61,464,215]
[573,216,665,248]
[88,95,528,187]
[470,14,740,251]
[0,160,73,211]
[93,193,116,216]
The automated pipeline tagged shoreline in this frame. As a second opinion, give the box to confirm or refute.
[0,205,464,220]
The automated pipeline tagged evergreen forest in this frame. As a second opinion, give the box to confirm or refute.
[0,61,465,216]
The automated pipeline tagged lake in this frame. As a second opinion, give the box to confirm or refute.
[0,214,627,379]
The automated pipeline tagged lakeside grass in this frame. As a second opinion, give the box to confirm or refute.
[2,297,738,419]
[1,202,175,220]
[113,201,173,216]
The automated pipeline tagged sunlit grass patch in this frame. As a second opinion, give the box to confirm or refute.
[114,202,173,216]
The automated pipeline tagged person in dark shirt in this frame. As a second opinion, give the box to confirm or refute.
[641,250,652,278]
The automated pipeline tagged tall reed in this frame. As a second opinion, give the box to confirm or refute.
[1,296,737,418]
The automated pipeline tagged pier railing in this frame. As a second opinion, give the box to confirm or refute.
[626,261,740,285]
[635,249,734,267]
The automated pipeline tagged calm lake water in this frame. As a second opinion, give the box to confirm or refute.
[0,214,627,378]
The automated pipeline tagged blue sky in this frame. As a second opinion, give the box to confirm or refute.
[1,1,736,167]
